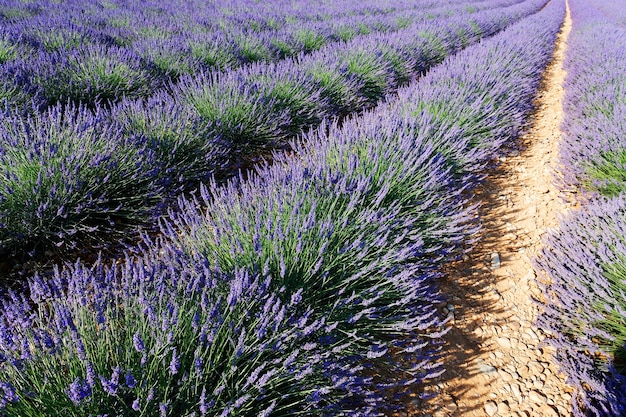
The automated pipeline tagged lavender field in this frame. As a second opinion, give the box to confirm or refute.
[0,0,623,415]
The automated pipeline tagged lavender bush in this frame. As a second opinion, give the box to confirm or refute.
[109,92,228,185]
[535,0,626,415]
[21,18,101,53]
[31,44,155,109]
[166,0,548,157]
[137,36,201,83]
[186,33,237,72]
[3,0,546,113]
[0,248,374,416]
[180,64,325,153]
[0,34,37,113]
[0,102,217,257]
[536,197,626,417]
[0,65,35,114]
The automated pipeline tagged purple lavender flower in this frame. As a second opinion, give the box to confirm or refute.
[159,401,168,417]
[169,348,180,375]
[533,0,626,415]
[132,332,145,353]
[125,370,136,389]
[199,387,209,415]
[86,361,96,387]
[0,381,18,403]
[146,388,154,404]
[66,377,91,405]
[194,356,203,375]
[99,366,120,396]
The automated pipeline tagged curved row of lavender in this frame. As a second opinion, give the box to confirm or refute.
[0,0,504,112]
[0,0,548,260]
[0,0,566,415]
[556,1,626,196]
[535,0,626,415]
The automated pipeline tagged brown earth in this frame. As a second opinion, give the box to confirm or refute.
[406,3,575,416]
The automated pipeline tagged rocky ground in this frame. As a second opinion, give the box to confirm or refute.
[409,3,575,416]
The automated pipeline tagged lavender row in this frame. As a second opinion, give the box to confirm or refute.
[535,0,626,415]
[0,0,527,112]
[0,0,548,260]
[556,1,626,197]
[0,1,566,414]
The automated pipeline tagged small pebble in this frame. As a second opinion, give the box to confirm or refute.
[497,337,511,349]
[491,252,501,269]
[477,363,498,375]
[528,390,548,404]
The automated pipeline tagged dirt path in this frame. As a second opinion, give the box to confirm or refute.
[412,3,574,417]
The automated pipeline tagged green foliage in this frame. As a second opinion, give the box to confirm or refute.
[0,39,17,64]
[333,25,357,42]
[0,263,309,416]
[418,31,449,65]
[38,47,154,107]
[344,50,391,103]
[247,19,262,33]
[262,78,324,135]
[1,7,39,21]
[270,38,295,59]
[379,45,412,85]
[470,22,483,38]
[395,16,412,30]
[585,149,626,197]
[107,17,130,28]
[583,86,626,119]
[321,128,454,245]
[33,29,87,52]
[284,15,298,25]
[307,64,358,113]
[596,260,626,373]
[99,0,119,9]
[0,112,151,252]
[146,50,196,82]
[189,41,237,70]
[185,82,281,151]
[293,29,327,53]
[235,36,272,63]
[0,81,33,112]
[136,26,172,41]
[113,100,220,184]
[264,17,281,30]
[356,23,372,36]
